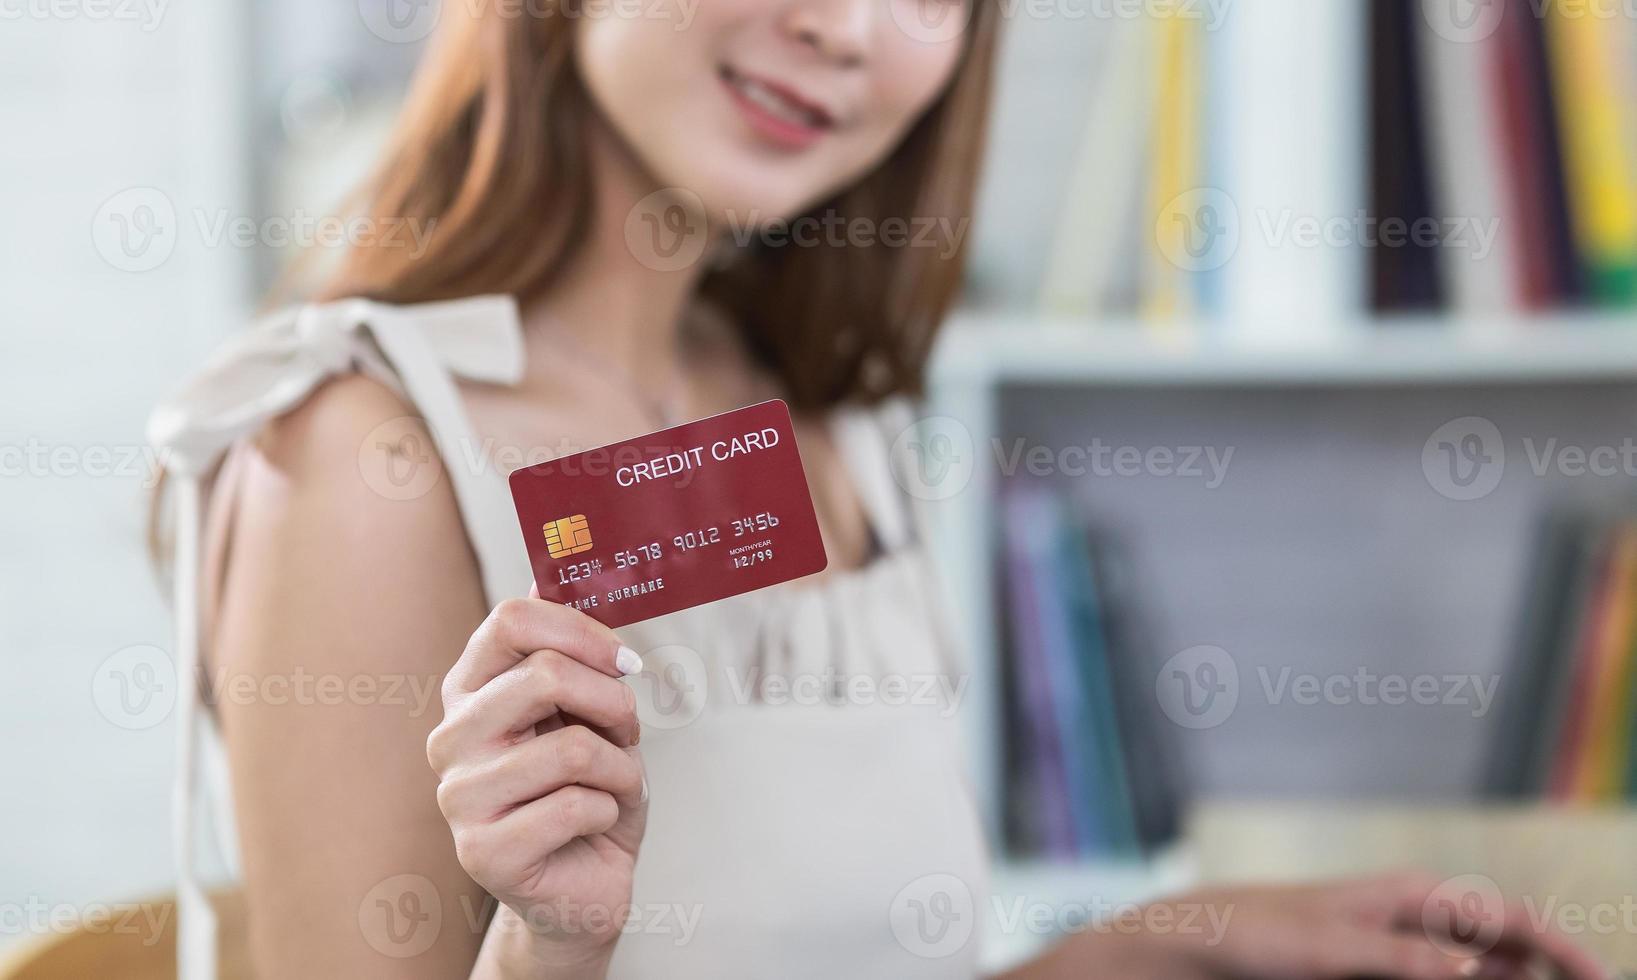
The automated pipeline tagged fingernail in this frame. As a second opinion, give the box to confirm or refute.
[1455,957,1481,978]
[639,775,650,805]
[615,646,643,676]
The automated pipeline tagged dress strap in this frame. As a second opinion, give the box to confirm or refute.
[148,295,527,980]
[829,401,915,554]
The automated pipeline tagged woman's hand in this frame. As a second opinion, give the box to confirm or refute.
[1026,873,1613,980]
[427,595,647,976]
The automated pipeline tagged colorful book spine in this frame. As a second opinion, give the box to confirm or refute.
[1543,5,1637,305]
[1002,489,1078,858]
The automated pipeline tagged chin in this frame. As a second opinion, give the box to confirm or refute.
[651,153,831,230]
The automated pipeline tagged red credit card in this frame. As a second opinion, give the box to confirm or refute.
[509,399,828,628]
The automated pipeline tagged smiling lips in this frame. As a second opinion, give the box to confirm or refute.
[719,65,836,150]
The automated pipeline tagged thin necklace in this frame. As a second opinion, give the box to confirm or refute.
[540,319,688,431]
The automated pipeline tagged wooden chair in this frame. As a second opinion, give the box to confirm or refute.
[0,890,251,980]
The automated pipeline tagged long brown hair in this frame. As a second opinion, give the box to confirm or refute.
[324,1,1000,410]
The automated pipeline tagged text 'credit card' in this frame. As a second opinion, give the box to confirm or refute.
[509,399,828,628]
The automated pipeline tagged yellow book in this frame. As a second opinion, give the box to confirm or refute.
[1145,13,1203,323]
[1545,7,1637,303]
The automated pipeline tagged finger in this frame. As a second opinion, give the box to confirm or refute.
[1483,909,1613,980]
[453,648,640,753]
[529,581,540,600]
[446,597,639,696]
[496,784,621,866]
[1310,927,1478,980]
[1376,876,1613,980]
[454,784,621,892]
[437,725,646,821]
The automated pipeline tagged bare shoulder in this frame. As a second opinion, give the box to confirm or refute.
[245,373,459,532]
[217,372,487,666]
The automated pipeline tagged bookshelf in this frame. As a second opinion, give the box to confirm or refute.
[925,310,1637,971]
[935,312,1637,386]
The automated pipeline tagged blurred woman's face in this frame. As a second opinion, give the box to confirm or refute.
[576,0,970,221]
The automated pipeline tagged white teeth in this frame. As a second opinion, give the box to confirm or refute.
[731,75,822,128]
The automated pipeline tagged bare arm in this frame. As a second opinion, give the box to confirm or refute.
[213,376,494,977]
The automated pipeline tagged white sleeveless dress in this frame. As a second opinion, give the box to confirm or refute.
[148,295,990,980]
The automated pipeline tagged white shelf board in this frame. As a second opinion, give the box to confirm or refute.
[933,311,1637,386]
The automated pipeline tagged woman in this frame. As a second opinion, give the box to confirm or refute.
[148,1,1609,978]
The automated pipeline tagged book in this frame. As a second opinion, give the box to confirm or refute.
[1416,7,1518,313]
[1486,511,1591,797]
[1037,14,1159,318]
[1543,6,1637,305]
[1001,487,1079,858]
[1368,0,1446,311]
